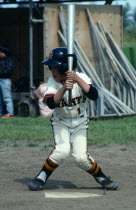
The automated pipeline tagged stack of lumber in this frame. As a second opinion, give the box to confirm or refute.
[58,7,136,118]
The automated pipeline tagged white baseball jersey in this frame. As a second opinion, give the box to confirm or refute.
[45,72,92,119]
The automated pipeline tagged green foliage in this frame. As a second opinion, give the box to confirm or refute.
[0,116,135,147]
[123,3,136,31]
[123,29,136,47]
[122,3,136,48]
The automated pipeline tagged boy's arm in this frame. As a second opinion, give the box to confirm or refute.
[74,74,90,93]
[43,80,73,109]
[66,71,98,100]
[53,86,66,105]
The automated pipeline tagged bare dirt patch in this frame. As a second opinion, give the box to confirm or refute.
[0,143,136,210]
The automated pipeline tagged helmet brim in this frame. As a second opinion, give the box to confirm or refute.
[42,58,62,67]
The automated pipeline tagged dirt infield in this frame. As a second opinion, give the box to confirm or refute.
[0,143,136,210]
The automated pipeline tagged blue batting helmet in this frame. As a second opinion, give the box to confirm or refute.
[42,47,77,74]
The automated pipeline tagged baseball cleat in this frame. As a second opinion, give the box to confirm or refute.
[28,178,45,191]
[99,177,119,190]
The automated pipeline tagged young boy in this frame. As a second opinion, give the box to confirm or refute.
[28,47,118,191]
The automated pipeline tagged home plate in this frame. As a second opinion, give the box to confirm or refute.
[45,191,102,199]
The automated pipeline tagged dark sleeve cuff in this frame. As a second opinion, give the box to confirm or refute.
[43,95,58,109]
[85,84,98,100]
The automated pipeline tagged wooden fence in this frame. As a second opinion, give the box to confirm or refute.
[43,4,136,118]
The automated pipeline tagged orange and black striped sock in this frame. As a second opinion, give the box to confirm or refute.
[86,161,106,179]
[41,157,59,178]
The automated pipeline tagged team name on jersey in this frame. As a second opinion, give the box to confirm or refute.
[59,94,86,108]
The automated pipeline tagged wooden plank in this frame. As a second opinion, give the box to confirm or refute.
[43,4,122,81]
[98,29,136,90]
[86,9,111,87]
[105,28,136,83]
[103,88,134,113]
[43,6,61,81]
[110,75,114,94]
[100,89,104,116]
[130,88,135,110]
[123,86,127,105]
[134,92,136,112]
[58,30,135,116]
[96,113,136,120]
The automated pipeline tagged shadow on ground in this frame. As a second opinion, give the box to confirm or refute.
[14,178,102,190]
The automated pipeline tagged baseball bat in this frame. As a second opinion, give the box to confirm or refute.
[67,4,75,110]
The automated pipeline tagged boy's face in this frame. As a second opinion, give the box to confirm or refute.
[51,67,66,82]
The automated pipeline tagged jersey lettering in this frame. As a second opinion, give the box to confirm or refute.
[59,95,86,108]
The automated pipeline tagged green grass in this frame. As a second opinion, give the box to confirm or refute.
[0,117,53,143]
[88,116,136,145]
[0,116,135,147]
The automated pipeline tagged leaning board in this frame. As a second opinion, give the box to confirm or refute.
[43,4,122,81]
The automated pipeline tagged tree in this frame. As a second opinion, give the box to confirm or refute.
[132,7,136,28]
[123,3,134,31]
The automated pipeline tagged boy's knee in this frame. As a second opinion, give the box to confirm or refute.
[73,154,88,168]
[59,150,70,160]
[51,146,70,163]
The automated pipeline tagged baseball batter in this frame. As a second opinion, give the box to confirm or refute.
[28,47,118,191]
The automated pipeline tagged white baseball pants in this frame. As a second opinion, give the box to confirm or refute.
[48,114,95,171]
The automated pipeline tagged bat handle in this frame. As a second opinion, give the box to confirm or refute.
[68,89,72,110]
[67,54,74,110]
